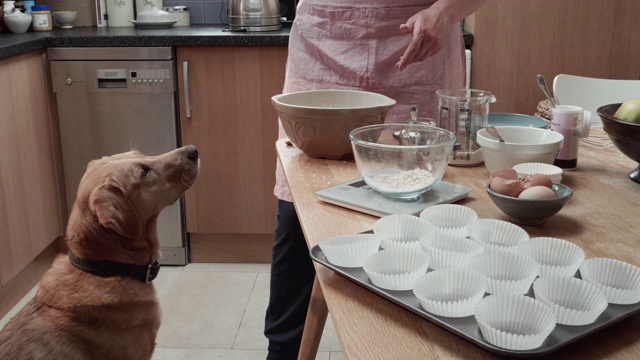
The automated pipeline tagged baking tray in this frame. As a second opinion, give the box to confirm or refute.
[310,244,640,357]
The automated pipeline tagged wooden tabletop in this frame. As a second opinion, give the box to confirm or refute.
[277,128,640,359]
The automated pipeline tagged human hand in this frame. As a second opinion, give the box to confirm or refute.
[396,8,449,71]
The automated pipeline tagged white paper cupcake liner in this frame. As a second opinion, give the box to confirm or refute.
[373,214,436,250]
[419,204,478,237]
[363,248,430,291]
[513,162,563,182]
[579,258,640,305]
[474,294,557,350]
[413,268,487,318]
[518,237,585,277]
[419,233,484,270]
[467,219,529,252]
[469,251,540,295]
[318,234,382,268]
[533,276,608,326]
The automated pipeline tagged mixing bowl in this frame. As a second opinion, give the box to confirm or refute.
[597,103,640,183]
[350,123,456,200]
[477,126,564,173]
[272,89,396,159]
[488,113,549,129]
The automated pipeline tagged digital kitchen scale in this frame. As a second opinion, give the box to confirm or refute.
[316,179,473,217]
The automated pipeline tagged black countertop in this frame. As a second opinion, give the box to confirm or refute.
[0,25,472,59]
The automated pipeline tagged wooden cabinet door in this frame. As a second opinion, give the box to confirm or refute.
[177,47,287,241]
[0,51,63,285]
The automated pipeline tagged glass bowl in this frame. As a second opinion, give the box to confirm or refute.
[350,123,456,200]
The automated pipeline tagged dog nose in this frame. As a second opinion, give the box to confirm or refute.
[186,145,198,162]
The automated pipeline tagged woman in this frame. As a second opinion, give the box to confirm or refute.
[266,1,487,359]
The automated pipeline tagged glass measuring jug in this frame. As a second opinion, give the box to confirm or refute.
[436,89,496,166]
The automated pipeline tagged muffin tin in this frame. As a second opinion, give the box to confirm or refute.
[311,227,640,357]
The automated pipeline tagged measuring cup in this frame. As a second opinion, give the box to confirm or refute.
[436,89,497,166]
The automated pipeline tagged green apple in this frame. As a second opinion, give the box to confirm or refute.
[614,98,640,123]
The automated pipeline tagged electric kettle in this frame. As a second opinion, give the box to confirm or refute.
[228,0,281,32]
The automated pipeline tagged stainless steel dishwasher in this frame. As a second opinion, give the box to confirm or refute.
[49,47,188,265]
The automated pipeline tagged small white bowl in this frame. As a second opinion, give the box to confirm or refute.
[419,233,484,270]
[363,248,430,291]
[318,233,381,268]
[579,258,640,304]
[513,162,563,182]
[373,214,436,250]
[469,251,540,295]
[413,268,487,318]
[474,294,557,350]
[419,204,478,237]
[533,275,608,326]
[52,11,77,29]
[518,237,585,277]
[477,126,564,173]
[467,219,529,252]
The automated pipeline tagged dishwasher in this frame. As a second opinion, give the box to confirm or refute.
[49,47,188,265]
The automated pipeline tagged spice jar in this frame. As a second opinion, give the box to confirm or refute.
[31,4,51,31]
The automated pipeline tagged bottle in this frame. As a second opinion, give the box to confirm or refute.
[31,4,52,31]
[14,0,25,13]
[23,0,34,14]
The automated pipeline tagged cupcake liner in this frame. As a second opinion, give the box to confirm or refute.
[513,162,563,182]
[363,248,430,291]
[419,233,484,270]
[579,258,640,305]
[467,219,530,252]
[518,237,585,277]
[469,251,540,294]
[318,234,382,268]
[413,268,487,318]
[419,204,478,237]
[373,214,436,250]
[474,294,557,350]
[533,276,608,326]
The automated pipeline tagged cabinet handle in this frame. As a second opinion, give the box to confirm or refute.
[183,61,191,119]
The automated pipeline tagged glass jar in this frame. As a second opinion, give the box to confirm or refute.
[31,4,52,31]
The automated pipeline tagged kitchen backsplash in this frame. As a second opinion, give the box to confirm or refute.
[35,0,231,27]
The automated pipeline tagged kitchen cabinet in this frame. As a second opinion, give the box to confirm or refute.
[466,0,640,115]
[177,46,287,263]
[0,50,64,314]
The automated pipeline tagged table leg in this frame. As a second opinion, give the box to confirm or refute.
[298,275,328,360]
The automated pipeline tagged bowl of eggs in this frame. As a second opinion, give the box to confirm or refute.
[486,168,573,225]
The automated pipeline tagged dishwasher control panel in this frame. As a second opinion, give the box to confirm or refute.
[130,69,171,85]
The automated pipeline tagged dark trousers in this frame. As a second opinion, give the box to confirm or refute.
[264,200,316,360]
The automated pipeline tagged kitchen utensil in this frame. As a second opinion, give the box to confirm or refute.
[436,89,496,166]
[485,125,505,142]
[228,0,281,32]
[536,74,556,109]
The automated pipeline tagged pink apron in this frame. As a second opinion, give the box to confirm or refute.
[275,0,466,202]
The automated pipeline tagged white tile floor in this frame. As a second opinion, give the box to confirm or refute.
[0,263,344,360]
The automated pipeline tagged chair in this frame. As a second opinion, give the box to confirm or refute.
[552,74,640,127]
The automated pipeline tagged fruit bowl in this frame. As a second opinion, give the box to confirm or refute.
[597,103,640,183]
[350,123,456,200]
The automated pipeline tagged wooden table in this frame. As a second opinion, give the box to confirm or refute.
[276,129,640,360]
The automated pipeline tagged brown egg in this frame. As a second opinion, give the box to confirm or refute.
[518,186,556,199]
[490,167,519,180]
[528,173,553,188]
[490,177,524,197]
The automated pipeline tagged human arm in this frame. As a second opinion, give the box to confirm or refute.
[396,0,487,71]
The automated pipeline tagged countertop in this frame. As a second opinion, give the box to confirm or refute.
[0,26,473,60]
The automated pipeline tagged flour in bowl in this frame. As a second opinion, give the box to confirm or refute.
[370,168,435,194]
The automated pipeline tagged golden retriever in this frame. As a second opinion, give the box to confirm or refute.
[0,145,199,360]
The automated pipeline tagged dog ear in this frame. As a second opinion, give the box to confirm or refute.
[90,183,142,239]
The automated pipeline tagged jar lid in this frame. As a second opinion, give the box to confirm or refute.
[31,4,48,11]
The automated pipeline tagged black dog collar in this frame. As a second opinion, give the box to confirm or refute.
[67,251,160,284]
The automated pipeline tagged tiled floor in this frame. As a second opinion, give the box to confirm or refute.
[0,263,344,360]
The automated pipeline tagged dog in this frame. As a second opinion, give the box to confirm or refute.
[0,145,199,360]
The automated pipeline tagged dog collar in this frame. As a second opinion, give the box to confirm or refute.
[67,251,160,284]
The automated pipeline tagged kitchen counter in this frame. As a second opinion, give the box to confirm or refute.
[278,129,640,359]
[0,26,473,60]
